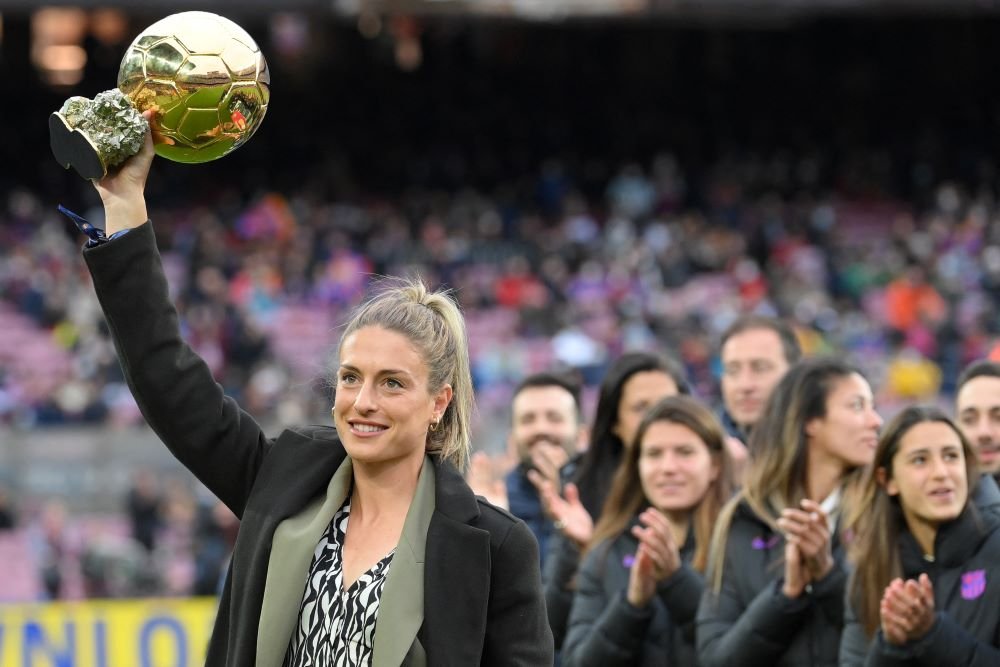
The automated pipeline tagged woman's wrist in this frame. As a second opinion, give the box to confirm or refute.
[782,580,804,599]
[101,197,148,235]
[626,586,651,608]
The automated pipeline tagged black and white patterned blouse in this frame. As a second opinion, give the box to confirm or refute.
[283,499,396,667]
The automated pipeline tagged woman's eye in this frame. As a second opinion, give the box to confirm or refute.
[340,374,358,384]
[386,378,403,389]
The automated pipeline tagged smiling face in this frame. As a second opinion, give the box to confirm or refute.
[613,370,679,449]
[638,420,718,515]
[334,326,452,468]
[509,385,581,465]
[806,372,883,469]
[885,421,969,530]
[956,375,1000,475]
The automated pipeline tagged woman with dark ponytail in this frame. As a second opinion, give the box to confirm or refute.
[697,357,882,667]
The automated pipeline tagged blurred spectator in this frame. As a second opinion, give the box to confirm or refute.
[0,485,16,530]
[29,500,77,600]
[126,468,162,553]
[505,371,587,566]
[192,500,239,596]
[81,535,159,598]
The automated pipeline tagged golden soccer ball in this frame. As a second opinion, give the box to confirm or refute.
[117,11,270,164]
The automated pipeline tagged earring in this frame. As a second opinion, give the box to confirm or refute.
[429,420,439,432]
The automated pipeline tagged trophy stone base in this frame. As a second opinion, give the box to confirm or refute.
[49,112,108,181]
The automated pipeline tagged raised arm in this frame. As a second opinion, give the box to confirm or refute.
[82,118,270,516]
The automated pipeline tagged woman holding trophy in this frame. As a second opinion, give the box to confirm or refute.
[67,15,552,667]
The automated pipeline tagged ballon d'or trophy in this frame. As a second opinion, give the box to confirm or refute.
[49,11,270,180]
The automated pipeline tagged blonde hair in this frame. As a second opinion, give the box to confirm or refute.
[339,277,474,469]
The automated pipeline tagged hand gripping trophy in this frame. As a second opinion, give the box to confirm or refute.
[50,11,270,180]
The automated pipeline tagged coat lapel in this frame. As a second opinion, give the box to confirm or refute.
[372,455,436,667]
[255,457,354,667]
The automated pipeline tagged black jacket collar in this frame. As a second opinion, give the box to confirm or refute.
[899,474,1000,575]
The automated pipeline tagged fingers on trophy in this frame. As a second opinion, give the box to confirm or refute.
[49,11,270,180]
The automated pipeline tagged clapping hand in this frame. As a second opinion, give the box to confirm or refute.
[626,508,682,608]
[777,499,834,597]
[529,473,593,549]
[880,574,935,645]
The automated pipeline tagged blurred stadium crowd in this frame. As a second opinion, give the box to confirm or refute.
[3,14,1000,602]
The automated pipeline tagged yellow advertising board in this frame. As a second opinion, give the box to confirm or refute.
[0,597,216,667]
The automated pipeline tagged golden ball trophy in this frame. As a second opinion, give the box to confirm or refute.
[50,11,270,180]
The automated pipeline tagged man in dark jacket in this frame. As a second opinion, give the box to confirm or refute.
[505,372,586,568]
[955,359,1000,482]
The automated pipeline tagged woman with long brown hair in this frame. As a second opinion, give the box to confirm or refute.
[540,351,689,649]
[696,357,883,667]
[840,405,1000,666]
[562,395,735,666]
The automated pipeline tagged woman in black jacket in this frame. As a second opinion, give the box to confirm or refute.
[75,116,552,666]
[563,396,735,666]
[840,405,1000,667]
[539,352,689,648]
[696,358,883,667]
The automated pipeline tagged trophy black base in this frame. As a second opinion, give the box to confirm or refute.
[49,112,107,181]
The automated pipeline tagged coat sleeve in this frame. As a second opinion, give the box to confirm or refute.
[483,519,555,666]
[696,535,813,667]
[543,531,581,649]
[813,559,848,627]
[866,612,1000,667]
[561,546,653,666]
[84,223,270,517]
[657,562,705,644]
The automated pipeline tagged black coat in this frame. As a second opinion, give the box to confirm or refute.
[839,476,1000,667]
[696,501,848,667]
[83,223,553,667]
[562,522,703,666]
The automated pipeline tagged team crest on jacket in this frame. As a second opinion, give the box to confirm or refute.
[961,569,986,600]
[751,534,780,550]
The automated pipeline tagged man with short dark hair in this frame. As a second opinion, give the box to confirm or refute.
[718,315,802,443]
[956,359,1000,480]
[505,372,587,566]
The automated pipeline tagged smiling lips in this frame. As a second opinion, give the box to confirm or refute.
[351,421,388,435]
[652,481,685,494]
